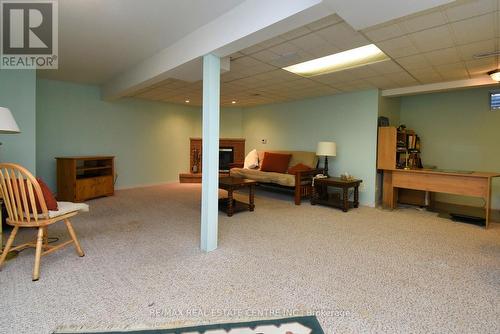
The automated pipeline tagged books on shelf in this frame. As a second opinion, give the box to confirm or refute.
[407,134,420,150]
[395,129,422,169]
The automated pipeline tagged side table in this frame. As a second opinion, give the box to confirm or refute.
[311,177,362,212]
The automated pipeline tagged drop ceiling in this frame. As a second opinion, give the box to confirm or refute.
[128,0,499,107]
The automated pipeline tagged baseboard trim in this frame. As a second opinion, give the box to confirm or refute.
[115,181,179,191]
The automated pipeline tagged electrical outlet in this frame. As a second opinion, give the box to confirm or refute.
[261,139,267,144]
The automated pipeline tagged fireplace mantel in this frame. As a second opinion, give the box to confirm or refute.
[179,138,245,183]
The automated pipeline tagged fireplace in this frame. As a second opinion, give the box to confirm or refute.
[180,138,246,183]
[219,147,234,172]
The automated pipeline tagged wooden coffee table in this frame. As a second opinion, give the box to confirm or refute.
[219,177,256,216]
[311,177,362,212]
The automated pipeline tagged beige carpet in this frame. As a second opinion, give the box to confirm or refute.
[0,183,499,333]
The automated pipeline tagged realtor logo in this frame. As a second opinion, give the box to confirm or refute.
[0,0,58,69]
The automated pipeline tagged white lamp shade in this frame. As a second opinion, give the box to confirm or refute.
[0,107,20,134]
[316,141,336,156]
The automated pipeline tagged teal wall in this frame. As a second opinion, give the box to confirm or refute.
[0,70,36,172]
[400,87,500,209]
[242,90,380,206]
[36,79,243,192]
[378,95,401,126]
[32,78,500,211]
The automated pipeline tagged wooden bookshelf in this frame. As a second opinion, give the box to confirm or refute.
[56,156,115,202]
[377,126,422,170]
[378,126,425,206]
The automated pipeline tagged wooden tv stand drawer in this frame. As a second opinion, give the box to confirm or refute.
[76,176,113,201]
[57,156,115,202]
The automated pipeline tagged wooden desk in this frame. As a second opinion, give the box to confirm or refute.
[382,169,500,228]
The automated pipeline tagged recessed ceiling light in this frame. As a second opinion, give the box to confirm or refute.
[185,99,190,103]
[489,70,500,82]
[231,100,236,104]
[282,44,389,77]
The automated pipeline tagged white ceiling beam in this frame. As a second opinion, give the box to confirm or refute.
[381,76,499,97]
[101,0,332,100]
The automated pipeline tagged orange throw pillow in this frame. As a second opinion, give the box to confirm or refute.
[260,152,292,173]
[37,177,58,211]
[288,163,313,175]
[17,178,58,212]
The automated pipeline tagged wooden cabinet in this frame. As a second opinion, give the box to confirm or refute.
[56,156,114,202]
[377,127,397,170]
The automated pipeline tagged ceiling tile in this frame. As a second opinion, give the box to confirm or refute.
[376,36,420,58]
[407,68,443,84]
[268,49,314,68]
[315,22,369,50]
[383,72,419,86]
[423,47,462,66]
[394,54,432,70]
[342,66,380,79]
[434,62,470,79]
[268,42,300,56]
[457,39,496,60]
[307,44,341,58]
[450,13,496,45]
[289,33,331,50]
[408,25,455,52]
[364,76,397,89]
[465,57,497,75]
[337,80,375,92]
[232,56,263,67]
[281,26,312,40]
[366,60,404,74]
[309,75,345,86]
[250,49,280,63]
[444,0,497,22]
[401,11,448,33]
[362,23,406,42]
[306,14,343,31]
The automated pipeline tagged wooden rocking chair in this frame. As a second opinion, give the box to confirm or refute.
[0,163,87,281]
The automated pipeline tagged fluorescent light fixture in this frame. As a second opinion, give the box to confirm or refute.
[489,70,500,82]
[283,44,389,77]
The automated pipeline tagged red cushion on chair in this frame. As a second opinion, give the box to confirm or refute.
[17,178,58,212]
[36,178,58,211]
[260,152,292,173]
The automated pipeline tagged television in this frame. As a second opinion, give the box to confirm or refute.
[490,90,500,111]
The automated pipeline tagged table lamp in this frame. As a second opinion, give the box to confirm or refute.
[0,107,20,261]
[316,141,336,177]
[0,107,20,134]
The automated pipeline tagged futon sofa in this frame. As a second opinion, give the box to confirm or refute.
[229,150,320,205]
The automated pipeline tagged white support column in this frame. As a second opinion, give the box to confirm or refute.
[200,54,220,252]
